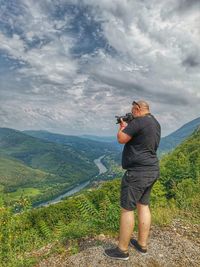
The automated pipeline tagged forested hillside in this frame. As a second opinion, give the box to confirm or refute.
[80,134,116,142]
[160,128,200,194]
[23,130,120,159]
[158,117,200,155]
[158,128,200,218]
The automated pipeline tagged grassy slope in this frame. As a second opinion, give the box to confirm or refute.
[0,156,56,190]
[0,156,73,204]
[0,128,121,205]
[0,128,106,204]
[0,128,99,184]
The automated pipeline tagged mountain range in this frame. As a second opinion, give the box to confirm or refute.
[76,117,200,156]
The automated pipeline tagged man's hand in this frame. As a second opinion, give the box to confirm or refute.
[117,119,132,144]
[120,118,128,130]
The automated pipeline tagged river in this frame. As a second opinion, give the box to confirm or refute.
[36,155,107,208]
[94,155,107,174]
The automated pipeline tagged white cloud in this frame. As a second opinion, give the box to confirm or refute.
[0,0,78,84]
[0,0,200,136]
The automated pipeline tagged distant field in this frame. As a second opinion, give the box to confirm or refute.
[3,187,41,201]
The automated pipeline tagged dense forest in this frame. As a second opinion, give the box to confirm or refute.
[0,128,199,266]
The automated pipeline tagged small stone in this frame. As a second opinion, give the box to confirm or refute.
[98,234,106,240]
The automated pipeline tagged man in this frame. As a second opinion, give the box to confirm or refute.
[104,100,161,260]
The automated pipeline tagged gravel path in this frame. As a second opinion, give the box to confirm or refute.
[36,221,200,267]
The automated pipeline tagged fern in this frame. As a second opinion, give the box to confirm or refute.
[77,196,98,222]
[106,203,120,231]
[98,195,111,220]
[38,220,51,239]
[54,220,67,238]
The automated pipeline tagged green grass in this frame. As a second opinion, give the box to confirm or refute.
[0,156,52,190]
[4,188,41,201]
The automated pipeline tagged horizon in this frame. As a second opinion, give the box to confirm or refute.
[0,114,199,139]
[0,1,200,137]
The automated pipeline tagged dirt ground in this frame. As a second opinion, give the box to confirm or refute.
[36,219,200,267]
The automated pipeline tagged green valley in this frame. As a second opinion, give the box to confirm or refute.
[0,128,119,206]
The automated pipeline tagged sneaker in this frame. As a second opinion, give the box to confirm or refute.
[129,239,147,254]
[104,246,129,260]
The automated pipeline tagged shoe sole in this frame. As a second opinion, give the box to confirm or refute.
[103,251,129,261]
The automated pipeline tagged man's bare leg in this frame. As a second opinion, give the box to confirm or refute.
[118,208,134,251]
[136,203,151,248]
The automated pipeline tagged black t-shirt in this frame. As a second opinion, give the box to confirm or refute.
[122,114,161,171]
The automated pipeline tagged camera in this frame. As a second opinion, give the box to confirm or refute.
[115,113,134,124]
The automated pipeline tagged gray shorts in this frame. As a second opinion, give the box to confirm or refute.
[120,170,159,211]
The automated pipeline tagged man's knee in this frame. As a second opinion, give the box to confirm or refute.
[121,207,134,213]
[136,202,149,211]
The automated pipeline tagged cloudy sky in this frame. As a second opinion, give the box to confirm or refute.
[0,0,200,137]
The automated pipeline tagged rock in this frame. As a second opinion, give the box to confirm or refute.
[98,234,106,241]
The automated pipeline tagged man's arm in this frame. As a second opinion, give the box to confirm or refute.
[117,119,132,144]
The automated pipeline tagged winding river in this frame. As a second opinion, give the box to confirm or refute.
[36,155,107,208]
